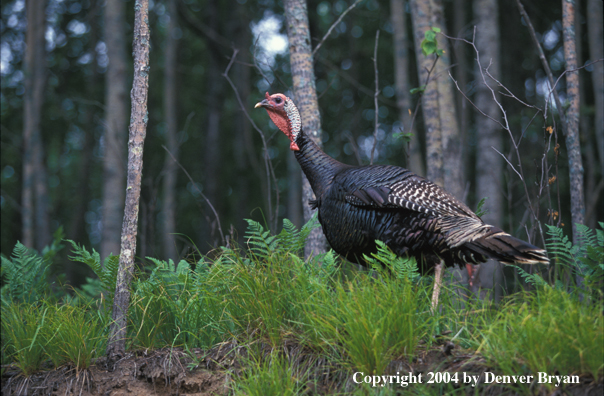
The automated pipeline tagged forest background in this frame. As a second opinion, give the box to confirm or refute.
[1,0,602,289]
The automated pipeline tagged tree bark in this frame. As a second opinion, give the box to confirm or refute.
[391,0,424,175]
[106,0,150,365]
[22,0,48,250]
[474,0,503,226]
[232,9,254,240]
[453,0,470,152]
[562,0,585,244]
[162,0,179,262]
[587,0,603,176]
[473,0,504,302]
[283,0,328,258]
[409,0,443,187]
[69,0,100,256]
[433,0,463,200]
[101,0,128,260]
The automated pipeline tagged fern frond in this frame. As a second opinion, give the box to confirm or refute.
[363,240,419,283]
[512,265,548,288]
[244,219,278,259]
[545,225,577,267]
[67,240,117,297]
[1,242,50,304]
[277,218,304,254]
[300,212,320,241]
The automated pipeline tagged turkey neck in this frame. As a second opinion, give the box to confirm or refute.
[294,129,349,199]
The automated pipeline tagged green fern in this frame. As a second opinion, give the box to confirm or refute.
[1,242,51,305]
[244,219,278,259]
[576,223,604,292]
[306,250,338,280]
[545,224,579,267]
[244,213,321,260]
[363,240,419,283]
[545,223,604,296]
[512,265,549,288]
[66,240,118,301]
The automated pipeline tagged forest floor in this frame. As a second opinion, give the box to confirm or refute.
[2,342,602,396]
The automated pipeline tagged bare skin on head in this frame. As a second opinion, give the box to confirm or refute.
[255,92,300,151]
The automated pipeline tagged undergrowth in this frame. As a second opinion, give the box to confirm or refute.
[1,219,602,393]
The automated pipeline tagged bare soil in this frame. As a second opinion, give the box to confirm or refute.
[2,341,602,395]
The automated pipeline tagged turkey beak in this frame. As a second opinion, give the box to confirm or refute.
[254,99,270,109]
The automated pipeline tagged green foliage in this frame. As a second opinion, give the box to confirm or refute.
[245,212,321,260]
[409,85,426,95]
[1,242,51,304]
[45,304,108,370]
[1,302,107,375]
[512,265,549,288]
[129,258,192,350]
[475,197,488,218]
[1,303,51,376]
[546,224,579,267]
[364,240,420,283]
[545,223,604,296]
[66,240,119,303]
[235,353,304,396]
[474,287,603,383]
[421,27,444,57]
[303,271,428,375]
[3,219,603,388]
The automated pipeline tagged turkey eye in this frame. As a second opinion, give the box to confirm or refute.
[275,97,282,104]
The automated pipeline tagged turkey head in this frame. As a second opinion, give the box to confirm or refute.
[254,92,301,151]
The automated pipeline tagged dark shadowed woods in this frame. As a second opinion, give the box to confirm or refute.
[1,0,602,290]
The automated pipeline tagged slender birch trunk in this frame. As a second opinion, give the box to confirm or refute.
[283,0,328,258]
[106,0,150,365]
[101,0,128,261]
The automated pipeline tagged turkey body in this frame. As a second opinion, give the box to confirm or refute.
[255,93,549,272]
[295,129,548,272]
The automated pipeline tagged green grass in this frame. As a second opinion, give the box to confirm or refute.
[474,286,603,383]
[1,220,602,394]
[234,352,306,396]
[1,303,51,376]
[303,273,429,375]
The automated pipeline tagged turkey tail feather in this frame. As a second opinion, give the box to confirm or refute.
[468,229,549,265]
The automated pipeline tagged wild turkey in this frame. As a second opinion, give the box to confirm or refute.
[255,92,549,306]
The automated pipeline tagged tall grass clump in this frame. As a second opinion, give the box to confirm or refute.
[303,242,431,375]
[46,304,108,371]
[1,303,52,376]
[234,352,306,396]
[475,285,603,382]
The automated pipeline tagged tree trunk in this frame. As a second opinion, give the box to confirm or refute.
[409,0,443,187]
[587,0,603,176]
[391,0,423,175]
[202,0,223,248]
[453,0,470,154]
[22,0,48,250]
[232,10,253,241]
[106,0,150,365]
[474,0,503,227]
[162,0,179,262]
[433,0,464,200]
[283,0,328,258]
[473,0,504,301]
[69,0,100,264]
[562,0,585,244]
[101,0,128,260]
